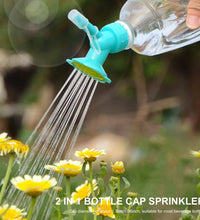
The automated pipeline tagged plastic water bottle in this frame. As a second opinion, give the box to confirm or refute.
[120,0,200,55]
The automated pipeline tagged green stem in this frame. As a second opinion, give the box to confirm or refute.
[197,212,200,220]
[89,162,95,197]
[102,216,105,220]
[27,197,37,220]
[84,205,88,220]
[116,176,121,220]
[0,153,15,204]
[126,203,132,220]
[89,161,97,220]
[56,205,62,220]
[56,193,62,220]
[66,177,73,220]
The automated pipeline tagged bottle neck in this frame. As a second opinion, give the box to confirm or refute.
[115,20,134,49]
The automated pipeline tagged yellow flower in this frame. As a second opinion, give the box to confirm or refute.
[0,133,10,142]
[0,140,29,157]
[11,175,57,197]
[75,148,105,162]
[45,160,82,177]
[111,161,125,175]
[191,150,200,158]
[0,142,12,156]
[89,197,115,218]
[71,180,97,203]
[0,204,26,220]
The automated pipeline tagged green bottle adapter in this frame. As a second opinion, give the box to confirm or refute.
[66,9,134,83]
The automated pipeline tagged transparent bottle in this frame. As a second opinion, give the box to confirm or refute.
[120,0,200,55]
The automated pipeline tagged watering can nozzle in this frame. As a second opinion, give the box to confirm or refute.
[67,9,134,84]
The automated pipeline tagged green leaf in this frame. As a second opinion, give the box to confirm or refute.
[94,172,100,179]
[109,178,117,196]
[82,161,89,181]
[115,212,125,220]
[50,210,65,220]
[197,183,200,195]
[179,209,194,220]
[97,178,106,197]
[121,177,131,194]
[100,165,107,179]
[130,205,142,218]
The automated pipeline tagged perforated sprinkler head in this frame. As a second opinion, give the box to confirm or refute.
[67,55,111,84]
[66,9,134,84]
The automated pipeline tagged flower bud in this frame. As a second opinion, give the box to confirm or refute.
[100,160,107,167]
[127,192,138,198]
[111,161,125,175]
[111,176,119,182]
[53,186,63,192]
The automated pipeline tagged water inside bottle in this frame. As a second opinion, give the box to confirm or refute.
[120,0,200,56]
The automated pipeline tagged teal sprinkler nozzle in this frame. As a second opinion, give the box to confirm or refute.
[66,9,134,84]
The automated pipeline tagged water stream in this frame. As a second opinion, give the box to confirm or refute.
[4,69,98,219]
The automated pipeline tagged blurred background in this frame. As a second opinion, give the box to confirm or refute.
[0,0,200,219]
